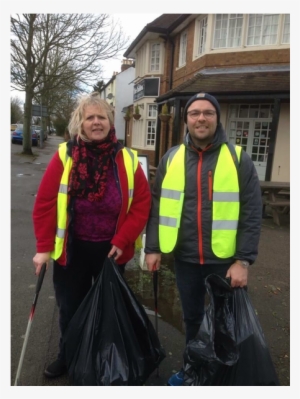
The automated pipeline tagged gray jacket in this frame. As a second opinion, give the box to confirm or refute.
[145,123,262,265]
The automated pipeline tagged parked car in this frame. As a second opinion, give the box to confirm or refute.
[34,126,47,141]
[11,123,21,132]
[11,125,38,146]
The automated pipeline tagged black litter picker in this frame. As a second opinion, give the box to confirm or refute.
[14,263,47,386]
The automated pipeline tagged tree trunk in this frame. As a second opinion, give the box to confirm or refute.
[22,91,34,155]
[22,14,36,155]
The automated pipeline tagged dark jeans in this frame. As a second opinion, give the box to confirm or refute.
[53,239,125,360]
[174,259,230,345]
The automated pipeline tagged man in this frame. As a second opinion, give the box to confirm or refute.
[145,92,262,386]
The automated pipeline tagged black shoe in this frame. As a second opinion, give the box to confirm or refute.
[44,358,67,378]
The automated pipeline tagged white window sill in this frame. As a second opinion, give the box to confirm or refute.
[176,63,186,71]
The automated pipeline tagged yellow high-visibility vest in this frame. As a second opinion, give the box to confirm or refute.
[159,143,242,257]
[50,142,140,260]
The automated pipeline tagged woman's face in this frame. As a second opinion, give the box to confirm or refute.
[82,105,111,141]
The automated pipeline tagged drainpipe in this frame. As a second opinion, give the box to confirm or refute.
[154,35,175,165]
[168,34,175,90]
[265,98,281,181]
[155,105,162,166]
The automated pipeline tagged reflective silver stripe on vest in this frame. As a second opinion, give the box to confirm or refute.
[129,188,133,198]
[212,220,238,230]
[56,227,65,238]
[159,215,177,227]
[213,192,239,202]
[58,183,68,194]
[161,188,182,200]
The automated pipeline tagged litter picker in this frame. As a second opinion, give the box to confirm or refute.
[14,263,47,386]
[152,263,159,377]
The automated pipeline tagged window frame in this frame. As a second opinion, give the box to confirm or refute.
[145,104,157,148]
[246,14,280,46]
[195,15,208,57]
[178,31,187,67]
[281,14,290,44]
[149,42,161,73]
[212,14,244,49]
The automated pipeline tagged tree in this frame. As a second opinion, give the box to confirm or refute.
[11,96,24,123]
[93,80,105,94]
[11,14,130,154]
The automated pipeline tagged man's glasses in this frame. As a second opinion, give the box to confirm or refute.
[187,110,216,120]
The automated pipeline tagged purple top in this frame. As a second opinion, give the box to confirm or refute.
[73,162,122,242]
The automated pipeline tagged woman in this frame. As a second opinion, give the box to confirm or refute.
[32,92,151,378]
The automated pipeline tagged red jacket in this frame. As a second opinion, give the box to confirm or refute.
[33,145,151,265]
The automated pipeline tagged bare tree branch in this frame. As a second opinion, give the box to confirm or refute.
[11,13,130,154]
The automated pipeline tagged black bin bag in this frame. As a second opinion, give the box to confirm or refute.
[62,257,165,386]
[183,274,279,386]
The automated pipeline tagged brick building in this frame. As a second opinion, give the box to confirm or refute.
[123,14,290,182]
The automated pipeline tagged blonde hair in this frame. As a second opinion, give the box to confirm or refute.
[68,92,114,142]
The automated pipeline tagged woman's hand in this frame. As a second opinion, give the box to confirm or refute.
[108,245,123,261]
[145,253,161,271]
[33,252,51,276]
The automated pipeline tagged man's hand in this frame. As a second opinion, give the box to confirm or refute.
[145,253,161,272]
[226,261,248,287]
[33,252,51,276]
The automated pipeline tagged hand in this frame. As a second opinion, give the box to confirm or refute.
[145,253,161,272]
[33,252,51,276]
[108,245,123,261]
[226,261,248,288]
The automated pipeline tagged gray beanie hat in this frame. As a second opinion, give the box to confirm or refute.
[183,92,221,124]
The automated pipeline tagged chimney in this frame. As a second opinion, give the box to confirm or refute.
[121,59,134,72]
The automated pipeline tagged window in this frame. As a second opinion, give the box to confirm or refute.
[179,31,187,67]
[146,121,156,146]
[282,14,290,44]
[150,43,161,72]
[146,104,157,147]
[195,16,208,56]
[213,14,243,48]
[228,103,273,119]
[247,14,279,46]
[148,104,157,118]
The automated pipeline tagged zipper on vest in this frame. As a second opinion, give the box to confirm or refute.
[197,153,204,265]
[208,170,213,201]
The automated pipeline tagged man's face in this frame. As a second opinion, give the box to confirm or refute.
[186,99,218,148]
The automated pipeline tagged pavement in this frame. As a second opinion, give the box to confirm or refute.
[9,136,294,393]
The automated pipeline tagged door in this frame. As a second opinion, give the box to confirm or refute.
[227,104,273,181]
[250,120,271,181]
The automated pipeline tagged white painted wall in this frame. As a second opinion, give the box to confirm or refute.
[271,103,290,182]
[114,67,135,141]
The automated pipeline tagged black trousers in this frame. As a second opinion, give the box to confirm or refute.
[53,239,125,360]
[174,259,230,345]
